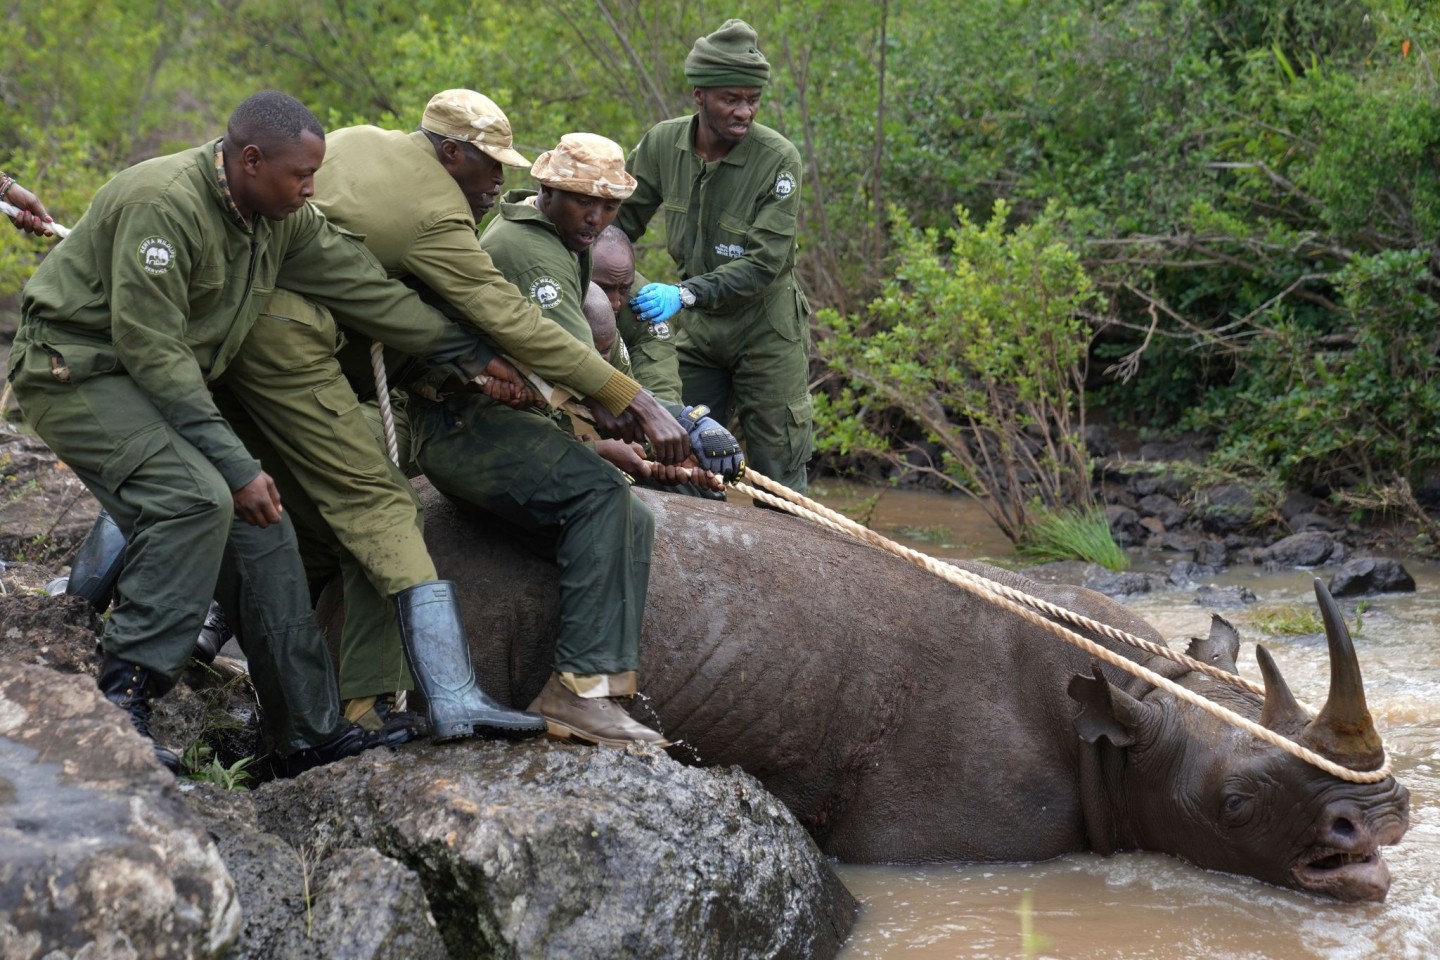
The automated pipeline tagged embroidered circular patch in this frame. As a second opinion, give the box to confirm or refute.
[774,172,796,198]
[529,277,563,308]
[138,236,177,275]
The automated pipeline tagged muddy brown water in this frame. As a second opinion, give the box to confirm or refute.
[808,482,1440,960]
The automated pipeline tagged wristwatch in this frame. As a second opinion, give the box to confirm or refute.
[677,284,697,309]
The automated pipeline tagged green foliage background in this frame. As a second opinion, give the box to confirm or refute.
[4,0,1440,495]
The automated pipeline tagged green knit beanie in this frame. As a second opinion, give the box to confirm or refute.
[684,19,770,89]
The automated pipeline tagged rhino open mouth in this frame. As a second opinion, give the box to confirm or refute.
[1293,848,1391,902]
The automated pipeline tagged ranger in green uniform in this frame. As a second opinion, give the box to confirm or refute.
[618,19,815,493]
[466,132,735,744]
[311,96,704,747]
[7,91,437,776]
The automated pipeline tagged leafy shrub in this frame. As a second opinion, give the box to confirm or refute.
[818,200,1101,543]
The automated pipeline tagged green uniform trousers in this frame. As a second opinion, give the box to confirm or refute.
[210,290,435,701]
[677,284,814,493]
[9,344,344,754]
[412,394,653,677]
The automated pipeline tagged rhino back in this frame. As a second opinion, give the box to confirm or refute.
[414,483,1170,863]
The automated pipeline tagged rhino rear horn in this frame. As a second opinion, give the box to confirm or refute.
[1256,644,1308,736]
[1299,579,1386,771]
[1185,614,1241,674]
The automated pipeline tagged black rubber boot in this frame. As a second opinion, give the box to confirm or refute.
[96,653,184,775]
[269,723,389,780]
[67,511,128,612]
[395,581,548,742]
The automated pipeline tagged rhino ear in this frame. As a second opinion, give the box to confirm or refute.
[1068,662,1151,747]
[1184,614,1241,675]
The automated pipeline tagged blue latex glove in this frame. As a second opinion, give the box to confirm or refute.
[678,404,745,480]
[630,283,684,325]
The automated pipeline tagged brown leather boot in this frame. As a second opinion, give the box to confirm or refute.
[526,673,671,748]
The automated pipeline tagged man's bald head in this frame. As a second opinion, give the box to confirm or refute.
[226,90,324,154]
[592,225,637,316]
[584,281,618,357]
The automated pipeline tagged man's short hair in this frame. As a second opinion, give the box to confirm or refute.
[227,91,324,153]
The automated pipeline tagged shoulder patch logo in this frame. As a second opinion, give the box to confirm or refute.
[138,237,177,275]
[616,339,631,366]
[774,172,796,198]
[529,277,563,309]
[715,242,746,259]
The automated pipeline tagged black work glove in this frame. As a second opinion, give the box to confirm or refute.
[678,405,745,481]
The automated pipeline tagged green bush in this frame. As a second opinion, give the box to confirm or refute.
[819,200,1098,543]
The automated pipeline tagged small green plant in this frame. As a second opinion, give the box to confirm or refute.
[892,523,954,547]
[1248,605,1323,636]
[182,742,255,791]
[1018,506,1128,571]
[1353,599,1370,635]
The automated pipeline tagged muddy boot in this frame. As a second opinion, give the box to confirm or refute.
[193,600,231,665]
[67,510,128,612]
[526,673,672,748]
[396,581,548,742]
[269,723,389,780]
[96,653,184,775]
[343,692,428,744]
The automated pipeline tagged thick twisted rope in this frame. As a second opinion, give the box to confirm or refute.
[732,470,1391,784]
[370,340,401,467]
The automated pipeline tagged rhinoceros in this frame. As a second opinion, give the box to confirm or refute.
[332,482,1410,902]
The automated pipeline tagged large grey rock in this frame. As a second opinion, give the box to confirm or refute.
[1328,557,1417,597]
[1081,565,1155,597]
[1196,483,1258,534]
[0,589,855,960]
[223,741,857,960]
[1254,531,1346,570]
[0,661,241,958]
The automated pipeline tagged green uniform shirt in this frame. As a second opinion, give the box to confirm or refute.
[616,115,802,310]
[312,127,640,414]
[13,139,476,491]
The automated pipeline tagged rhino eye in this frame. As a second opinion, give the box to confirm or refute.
[1221,792,1254,825]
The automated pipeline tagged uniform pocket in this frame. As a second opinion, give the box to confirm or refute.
[98,422,169,492]
[765,290,806,343]
[247,290,341,370]
[662,201,688,264]
[787,393,815,428]
[38,341,121,384]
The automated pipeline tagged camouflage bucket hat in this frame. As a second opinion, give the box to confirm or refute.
[420,89,530,167]
[530,133,636,200]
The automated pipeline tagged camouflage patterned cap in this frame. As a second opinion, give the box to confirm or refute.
[420,89,530,167]
[529,133,636,200]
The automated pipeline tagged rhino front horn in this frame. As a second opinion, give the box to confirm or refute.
[1300,578,1386,771]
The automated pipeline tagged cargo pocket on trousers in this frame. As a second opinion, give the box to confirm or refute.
[785,394,815,471]
[98,423,170,494]
[313,377,368,469]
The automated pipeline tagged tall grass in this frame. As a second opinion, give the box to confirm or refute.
[1018,506,1128,571]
